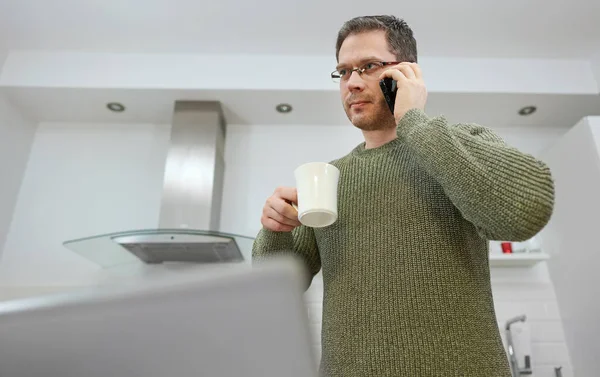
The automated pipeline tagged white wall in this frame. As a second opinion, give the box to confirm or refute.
[591,53,600,92]
[539,117,600,377]
[0,119,572,376]
[0,121,170,290]
[219,123,364,236]
[0,94,35,258]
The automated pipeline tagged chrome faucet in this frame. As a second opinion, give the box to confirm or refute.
[505,315,532,376]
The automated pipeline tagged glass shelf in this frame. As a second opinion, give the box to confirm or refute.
[489,252,549,268]
[63,229,255,269]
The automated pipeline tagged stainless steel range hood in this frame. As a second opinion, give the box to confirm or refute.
[63,101,253,267]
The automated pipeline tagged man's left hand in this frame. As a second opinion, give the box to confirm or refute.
[379,62,428,125]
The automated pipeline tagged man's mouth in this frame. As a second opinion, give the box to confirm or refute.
[349,101,369,108]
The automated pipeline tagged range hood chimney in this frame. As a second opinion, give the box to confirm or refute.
[63,101,252,267]
[159,101,225,231]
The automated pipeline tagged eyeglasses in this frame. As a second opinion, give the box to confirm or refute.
[331,61,400,83]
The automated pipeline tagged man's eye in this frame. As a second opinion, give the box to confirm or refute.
[364,63,378,70]
[338,69,348,76]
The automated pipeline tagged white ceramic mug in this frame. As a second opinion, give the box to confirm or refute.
[293,162,340,228]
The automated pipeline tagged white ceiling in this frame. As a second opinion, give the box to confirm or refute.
[5,87,600,129]
[1,0,600,59]
[1,0,600,130]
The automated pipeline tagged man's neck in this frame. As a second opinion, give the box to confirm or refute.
[362,128,398,149]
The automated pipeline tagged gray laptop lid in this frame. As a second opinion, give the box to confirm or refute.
[0,257,318,377]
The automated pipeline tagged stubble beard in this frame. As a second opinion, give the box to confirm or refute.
[346,98,396,132]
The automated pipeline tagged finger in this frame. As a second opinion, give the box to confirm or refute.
[262,216,295,232]
[409,63,423,80]
[274,186,298,204]
[396,64,416,80]
[379,68,407,82]
[268,196,301,224]
[265,205,301,227]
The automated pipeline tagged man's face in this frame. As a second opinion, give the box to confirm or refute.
[337,30,397,131]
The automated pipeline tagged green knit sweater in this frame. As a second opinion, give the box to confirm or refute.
[252,109,555,377]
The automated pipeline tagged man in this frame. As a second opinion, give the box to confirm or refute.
[252,15,554,377]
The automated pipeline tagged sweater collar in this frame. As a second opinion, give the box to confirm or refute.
[351,135,403,157]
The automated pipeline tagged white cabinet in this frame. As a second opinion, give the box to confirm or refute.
[538,116,600,377]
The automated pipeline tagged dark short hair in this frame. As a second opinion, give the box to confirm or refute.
[335,15,417,63]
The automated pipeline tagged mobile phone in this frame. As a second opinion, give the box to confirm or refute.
[379,78,397,114]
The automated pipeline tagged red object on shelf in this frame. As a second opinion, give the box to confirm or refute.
[501,242,513,254]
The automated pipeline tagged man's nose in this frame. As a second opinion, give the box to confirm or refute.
[345,71,365,92]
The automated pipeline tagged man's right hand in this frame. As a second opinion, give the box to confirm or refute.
[261,187,302,232]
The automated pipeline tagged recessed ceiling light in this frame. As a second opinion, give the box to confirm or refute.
[276,103,292,113]
[518,106,536,116]
[106,102,126,112]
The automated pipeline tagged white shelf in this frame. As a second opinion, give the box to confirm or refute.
[489,253,550,268]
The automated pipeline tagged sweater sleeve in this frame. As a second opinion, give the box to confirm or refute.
[397,108,555,241]
[252,225,321,289]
